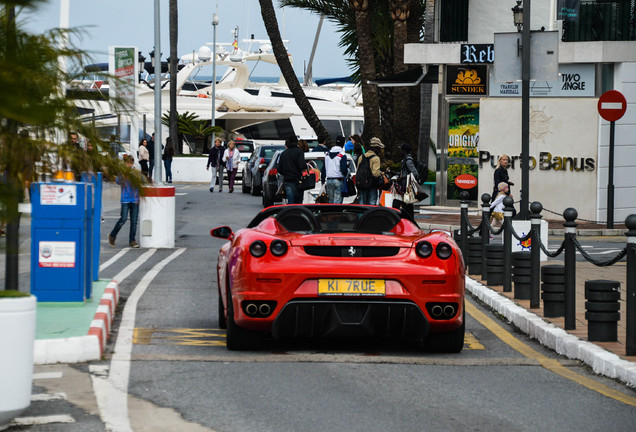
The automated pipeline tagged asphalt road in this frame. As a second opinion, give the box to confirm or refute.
[14,183,636,430]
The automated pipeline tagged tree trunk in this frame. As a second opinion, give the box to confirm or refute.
[258,0,333,146]
[169,0,179,155]
[391,0,412,150]
[349,0,382,144]
[417,0,436,173]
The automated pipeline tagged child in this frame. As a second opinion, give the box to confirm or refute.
[108,155,140,248]
[490,182,509,228]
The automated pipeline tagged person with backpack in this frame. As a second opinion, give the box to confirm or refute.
[321,135,349,203]
[356,137,383,205]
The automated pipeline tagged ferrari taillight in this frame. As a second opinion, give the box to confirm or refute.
[270,240,288,256]
[249,240,267,257]
[416,241,433,258]
[436,242,453,260]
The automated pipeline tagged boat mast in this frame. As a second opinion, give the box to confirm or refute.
[304,14,324,87]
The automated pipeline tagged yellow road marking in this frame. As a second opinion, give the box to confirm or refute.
[464,332,485,350]
[465,300,636,407]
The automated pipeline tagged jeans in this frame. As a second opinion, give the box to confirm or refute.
[358,188,378,205]
[283,181,302,204]
[163,159,172,182]
[110,202,139,243]
[228,168,238,191]
[326,178,343,203]
[209,164,225,190]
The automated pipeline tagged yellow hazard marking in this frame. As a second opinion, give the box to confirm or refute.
[464,332,485,350]
[465,300,636,407]
[133,328,226,346]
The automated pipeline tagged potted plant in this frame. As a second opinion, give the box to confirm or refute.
[0,290,36,430]
[163,112,222,155]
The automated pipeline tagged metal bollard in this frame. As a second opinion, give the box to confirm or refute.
[563,208,578,330]
[626,214,636,355]
[459,191,469,259]
[529,202,543,309]
[503,196,514,293]
[481,194,491,280]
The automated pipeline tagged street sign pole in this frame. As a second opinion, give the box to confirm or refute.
[597,90,627,229]
[608,120,615,229]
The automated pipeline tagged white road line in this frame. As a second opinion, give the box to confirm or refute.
[32,371,64,380]
[12,415,75,426]
[100,249,130,272]
[113,249,157,284]
[31,392,67,402]
[91,248,186,432]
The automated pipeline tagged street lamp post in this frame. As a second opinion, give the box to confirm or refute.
[153,0,163,184]
[211,12,219,148]
[512,0,531,220]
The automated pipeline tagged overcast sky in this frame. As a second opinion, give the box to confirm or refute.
[21,0,351,78]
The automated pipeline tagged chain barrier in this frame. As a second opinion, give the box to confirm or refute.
[536,234,566,258]
[572,237,627,266]
[481,215,504,236]
[467,221,482,236]
[504,218,532,242]
[543,206,612,225]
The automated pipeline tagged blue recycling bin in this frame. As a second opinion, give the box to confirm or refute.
[30,182,89,302]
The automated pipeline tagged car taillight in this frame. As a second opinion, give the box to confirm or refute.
[269,168,278,177]
[249,240,267,257]
[270,240,288,256]
[415,241,433,258]
[259,157,265,165]
[436,242,453,260]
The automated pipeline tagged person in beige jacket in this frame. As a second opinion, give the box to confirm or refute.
[356,137,384,205]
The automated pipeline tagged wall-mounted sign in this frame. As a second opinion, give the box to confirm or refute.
[461,44,494,64]
[479,150,595,172]
[38,241,76,268]
[447,65,488,95]
[490,64,595,97]
[109,46,137,112]
[557,0,580,22]
[39,184,77,205]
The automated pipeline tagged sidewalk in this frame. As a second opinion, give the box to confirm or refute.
[415,206,635,387]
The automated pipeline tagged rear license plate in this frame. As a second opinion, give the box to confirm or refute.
[318,279,385,296]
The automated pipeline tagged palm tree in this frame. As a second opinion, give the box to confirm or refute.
[0,1,142,290]
[348,0,381,143]
[417,0,435,173]
[258,0,333,146]
[169,0,179,155]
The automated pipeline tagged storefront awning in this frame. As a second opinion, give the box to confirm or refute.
[368,65,438,87]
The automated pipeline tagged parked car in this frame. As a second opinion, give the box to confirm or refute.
[242,144,286,195]
[261,151,357,208]
[211,204,466,352]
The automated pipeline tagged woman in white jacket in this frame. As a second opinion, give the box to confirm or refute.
[222,140,242,193]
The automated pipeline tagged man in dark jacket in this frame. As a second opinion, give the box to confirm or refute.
[278,135,305,204]
[206,137,226,192]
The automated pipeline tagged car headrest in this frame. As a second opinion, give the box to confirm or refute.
[353,207,401,234]
[275,206,320,233]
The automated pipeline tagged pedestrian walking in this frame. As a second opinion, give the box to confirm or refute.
[392,143,419,219]
[138,138,150,179]
[312,135,329,153]
[490,182,510,228]
[356,137,383,205]
[278,135,305,204]
[492,154,513,199]
[206,137,226,192]
[222,140,241,193]
[108,155,140,248]
[321,135,348,204]
[163,136,175,183]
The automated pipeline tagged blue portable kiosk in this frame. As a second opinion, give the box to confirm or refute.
[30,181,89,302]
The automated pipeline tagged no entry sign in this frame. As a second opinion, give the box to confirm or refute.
[598,90,627,122]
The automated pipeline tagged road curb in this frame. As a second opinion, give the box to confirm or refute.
[34,280,120,365]
[465,276,636,388]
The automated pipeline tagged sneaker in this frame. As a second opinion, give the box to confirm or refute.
[108,235,116,248]
[209,187,214,193]
[129,241,140,248]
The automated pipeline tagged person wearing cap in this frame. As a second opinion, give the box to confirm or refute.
[356,137,383,205]
[321,135,349,203]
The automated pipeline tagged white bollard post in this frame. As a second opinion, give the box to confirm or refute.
[139,186,175,248]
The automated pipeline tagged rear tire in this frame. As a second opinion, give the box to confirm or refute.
[218,289,227,329]
[424,309,465,353]
[242,174,250,194]
[262,192,273,208]
[225,287,264,350]
[251,176,260,196]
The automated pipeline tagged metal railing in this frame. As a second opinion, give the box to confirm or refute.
[458,191,636,356]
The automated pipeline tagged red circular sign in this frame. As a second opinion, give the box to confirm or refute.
[455,174,477,189]
[598,90,627,122]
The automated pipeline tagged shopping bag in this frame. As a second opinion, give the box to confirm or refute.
[300,162,317,190]
[379,190,394,207]
[402,174,418,204]
[341,175,356,197]
[315,183,328,203]
[412,178,429,201]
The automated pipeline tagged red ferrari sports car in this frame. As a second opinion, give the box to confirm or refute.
[211,204,465,352]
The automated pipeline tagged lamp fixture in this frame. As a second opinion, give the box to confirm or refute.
[512,0,523,32]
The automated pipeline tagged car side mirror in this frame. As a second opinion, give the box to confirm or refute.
[211,226,233,239]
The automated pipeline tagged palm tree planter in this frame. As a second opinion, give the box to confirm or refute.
[0,291,36,430]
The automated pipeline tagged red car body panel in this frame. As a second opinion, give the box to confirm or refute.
[214,205,465,343]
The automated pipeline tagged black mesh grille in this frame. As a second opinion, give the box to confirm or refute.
[303,246,401,257]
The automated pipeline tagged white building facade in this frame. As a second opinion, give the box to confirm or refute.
[406,0,636,222]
